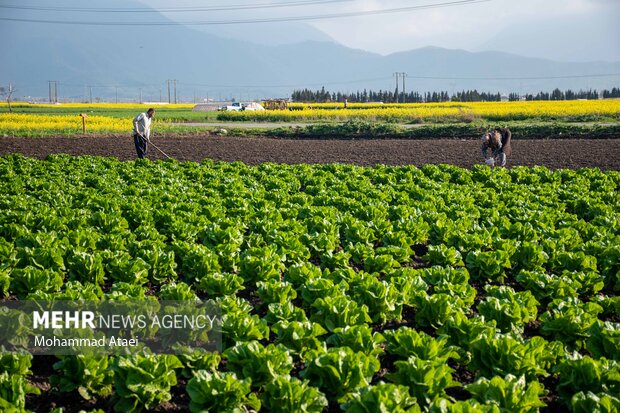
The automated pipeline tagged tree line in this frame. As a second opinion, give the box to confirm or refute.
[291,86,620,103]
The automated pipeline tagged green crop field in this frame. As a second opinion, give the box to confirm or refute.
[0,103,216,122]
[1,100,619,139]
[1,154,619,412]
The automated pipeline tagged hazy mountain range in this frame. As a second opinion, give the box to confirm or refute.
[1,0,618,101]
[475,8,620,63]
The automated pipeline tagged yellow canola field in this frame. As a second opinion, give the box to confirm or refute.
[290,99,620,113]
[259,99,620,122]
[0,113,130,134]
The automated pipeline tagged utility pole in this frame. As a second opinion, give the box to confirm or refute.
[401,72,407,103]
[52,82,59,103]
[173,80,177,104]
[89,86,93,104]
[393,72,400,103]
[167,80,171,104]
[115,86,118,104]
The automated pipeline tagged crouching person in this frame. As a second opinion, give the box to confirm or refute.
[481,127,512,167]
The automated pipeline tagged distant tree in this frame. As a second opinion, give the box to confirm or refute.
[528,91,550,100]
[291,85,616,103]
[0,84,15,112]
[550,88,564,100]
[602,87,620,99]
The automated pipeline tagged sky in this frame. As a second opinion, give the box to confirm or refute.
[137,0,620,61]
[1,0,618,99]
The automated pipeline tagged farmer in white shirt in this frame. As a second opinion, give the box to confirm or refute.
[132,108,155,158]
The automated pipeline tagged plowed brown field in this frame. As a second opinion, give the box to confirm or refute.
[1,136,618,170]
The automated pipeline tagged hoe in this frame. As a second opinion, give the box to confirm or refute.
[149,139,171,159]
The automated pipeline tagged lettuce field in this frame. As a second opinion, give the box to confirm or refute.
[1,154,619,412]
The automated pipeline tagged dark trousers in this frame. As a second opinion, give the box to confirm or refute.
[133,133,148,158]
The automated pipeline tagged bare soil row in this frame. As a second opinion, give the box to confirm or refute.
[1,136,618,170]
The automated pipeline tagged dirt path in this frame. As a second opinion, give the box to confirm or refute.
[1,136,618,170]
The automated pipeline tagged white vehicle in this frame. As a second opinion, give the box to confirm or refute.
[218,102,265,111]
[219,102,244,111]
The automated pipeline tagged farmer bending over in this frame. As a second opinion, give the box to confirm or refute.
[481,127,512,167]
[133,108,155,159]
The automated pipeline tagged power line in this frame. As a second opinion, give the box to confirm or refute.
[178,76,392,89]
[56,82,159,88]
[408,73,620,80]
[0,0,355,13]
[49,72,620,92]
[0,0,491,25]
